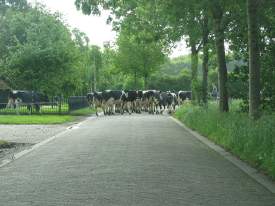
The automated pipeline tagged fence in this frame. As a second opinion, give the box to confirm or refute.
[68,96,89,111]
[0,96,89,115]
[0,100,68,115]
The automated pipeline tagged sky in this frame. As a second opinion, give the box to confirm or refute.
[28,0,189,58]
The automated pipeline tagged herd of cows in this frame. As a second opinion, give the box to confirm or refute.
[87,90,192,116]
[0,89,192,115]
[0,89,49,112]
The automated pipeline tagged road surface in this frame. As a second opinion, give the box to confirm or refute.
[0,115,274,206]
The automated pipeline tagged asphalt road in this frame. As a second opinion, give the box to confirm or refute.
[0,115,274,206]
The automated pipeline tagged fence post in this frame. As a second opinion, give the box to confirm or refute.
[58,98,62,115]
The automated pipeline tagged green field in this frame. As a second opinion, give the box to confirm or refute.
[0,140,8,146]
[0,107,95,125]
[175,101,275,180]
[0,115,75,125]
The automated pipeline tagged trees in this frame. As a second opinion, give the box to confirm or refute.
[0,5,86,97]
[115,28,165,89]
[247,0,261,119]
[209,1,229,112]
[71,0,275,116]
[90,45,102,92]
[202,12,209,105]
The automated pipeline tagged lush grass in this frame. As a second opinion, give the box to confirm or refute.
[0,140,8,146]
[69,107,96,116]
[0,115,75,124]
[175,101,275,179]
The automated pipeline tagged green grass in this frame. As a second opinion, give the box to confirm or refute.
[175,101,275,180]
[0,140,8,146]
[0,115,75,124]
[69,107,96,116]
[0,104,69,115]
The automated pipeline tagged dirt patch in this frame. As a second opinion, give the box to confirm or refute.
[0,142,33,162]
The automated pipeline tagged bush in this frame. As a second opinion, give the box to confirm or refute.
[175,101,275,179]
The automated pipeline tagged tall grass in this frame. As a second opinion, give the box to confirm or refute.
[175,101,275,179]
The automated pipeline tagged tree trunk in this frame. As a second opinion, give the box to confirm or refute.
[93,53,97,92]
[134,70,137,90]
[93,67,97,92]
[247,0,261,119]
[144,74,148,90]
[191,42,199,102]
[202,13,209,105]
[211,7,229,112]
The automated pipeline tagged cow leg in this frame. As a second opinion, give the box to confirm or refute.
[95,106,98,117]
[128,102,132,115]
[112,104,115,115]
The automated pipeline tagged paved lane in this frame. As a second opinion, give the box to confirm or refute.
[0,115,274,205]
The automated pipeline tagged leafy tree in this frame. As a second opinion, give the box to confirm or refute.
[0,6,84,97]
[90,45,102,91]
[115,28,165,89]
[75,0,213,101]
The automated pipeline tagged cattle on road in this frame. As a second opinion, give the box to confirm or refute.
[86,89,189,116]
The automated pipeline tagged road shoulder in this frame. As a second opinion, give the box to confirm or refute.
[170,116,275,194]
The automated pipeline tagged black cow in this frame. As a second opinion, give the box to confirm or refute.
[142,90,161,114]
[124,90,138,114]
[177,91,192,105]
[159,91,169,111]
[11,90,49,112]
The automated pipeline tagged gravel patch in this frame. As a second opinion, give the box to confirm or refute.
[0,142,33,163]
[0,125,69,144]
[0,117,86,163]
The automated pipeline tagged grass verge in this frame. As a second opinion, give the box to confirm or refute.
[175,101,275,180]
[0,140,8,147]
[0,115,75,124]
[69,107,96,116]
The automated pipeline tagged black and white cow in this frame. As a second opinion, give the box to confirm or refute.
[167,91,178,112]
[135,90,143,113]
[177,91,192,105]
[10,90,49,112]
[102,90,126,115]
[87,92,103,116]
[142,90,161,114]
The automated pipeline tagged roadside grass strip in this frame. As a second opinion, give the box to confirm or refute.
[69,107,96,116]
[0,104,69,115]
[0,140,8,147]
[0,115,75,124]
[175,101,275,181]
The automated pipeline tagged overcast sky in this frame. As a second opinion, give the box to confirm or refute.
[28,0,189,58]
